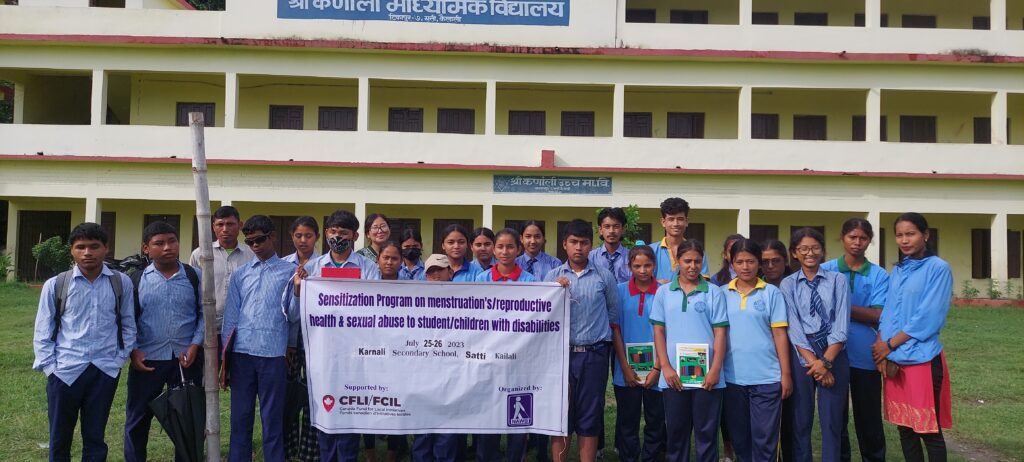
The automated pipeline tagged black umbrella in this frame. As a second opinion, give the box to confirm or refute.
[149,364,205,462]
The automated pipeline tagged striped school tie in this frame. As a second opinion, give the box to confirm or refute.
[527,257,537,274]
[607,252,620,273]
[804,277,831,333]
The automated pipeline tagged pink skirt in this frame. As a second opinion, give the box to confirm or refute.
[883,352,953,434]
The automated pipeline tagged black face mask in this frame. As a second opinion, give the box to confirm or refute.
[401,247,422,261]
[327,236,352,254]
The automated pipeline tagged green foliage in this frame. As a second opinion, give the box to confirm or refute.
[31,236,71,275]
[593,204,643,249]
[0,252,12,281]
[960,280,980,299]
[987,279,1003,299]
[187,0,225,10]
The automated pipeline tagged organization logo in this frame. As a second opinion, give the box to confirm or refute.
[322,395,335,412]
[507,393,534,427]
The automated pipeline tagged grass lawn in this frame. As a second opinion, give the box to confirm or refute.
[1,282,1020,461]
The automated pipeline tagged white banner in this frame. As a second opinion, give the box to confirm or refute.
[300,278,570,435]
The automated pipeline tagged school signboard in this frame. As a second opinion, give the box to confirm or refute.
[279,0,571,26]
[301,278,571,435]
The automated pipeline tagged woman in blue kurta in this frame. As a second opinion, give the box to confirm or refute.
[722,239,791,462]
[780,227,850,462]
[872,213,953,462]
[611,244,664,462]
[650,240,728,462]
[820,218,889,462]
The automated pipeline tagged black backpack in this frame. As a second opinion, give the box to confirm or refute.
[51,270,127,349]
[129,263,202,325]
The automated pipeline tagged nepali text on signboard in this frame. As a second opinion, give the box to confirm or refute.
[280,0,571,26]
[493,175,613,195]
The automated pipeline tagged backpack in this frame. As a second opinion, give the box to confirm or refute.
[129,263,202,324]
[51,269,127,349]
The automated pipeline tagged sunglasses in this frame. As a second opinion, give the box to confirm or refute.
[244,234,271,246]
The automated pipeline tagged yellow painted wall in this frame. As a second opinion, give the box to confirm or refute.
[22,75,91,125]
[624,87,739,139]
[237,75,357,130]
[101,199,200,261]
[107,73,132,124]
[751,0,863,26]
[625,0,739,24]
[1010,93,1024,145]
[369,81,485,134]
[881,91,992,144]
[495,84,614,137]
[368,204,482,254]
[879,212,994,289]
[131,72,225,127]
[749,210,871,262]
[882,0,989,29]
[752,88,866,141]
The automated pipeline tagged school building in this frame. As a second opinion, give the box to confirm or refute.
[1,0,1023,290]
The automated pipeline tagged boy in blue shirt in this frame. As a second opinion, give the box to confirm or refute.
[124,221,205,462]
[33,223,136,461]
[589,207,631,283]
[650,197,708,283]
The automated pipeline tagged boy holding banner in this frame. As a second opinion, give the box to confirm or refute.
[544,220,621,462]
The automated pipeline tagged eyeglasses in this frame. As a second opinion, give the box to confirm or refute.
[370,225,390,233]
[795,246,823,255]
[244,234,271,246]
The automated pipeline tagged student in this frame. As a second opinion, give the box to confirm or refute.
[543,219,621,462]
[761,239,793,288]
[649,197,708,284]
[611,245,664,462]
[779,227,850,462]
[411,254,460,462]
[440,223,477,282]
[190,205,255,333]
[469,227,497,274]
[873,213,953,462]
[721,239,792,462]
[398,228,426,281]
[649,240,728,462]
[516,220,562,281]
[589,207,631,283]
[124,221,204,462]
[710,234,744,287]
[222,215,298,462]
[378,241,403,281]
[289,209,380,462]
[33,223,136,462]
[821,219,888,462]
[474,229,536,462]
[357,213,391,260]
[283,216,321,462]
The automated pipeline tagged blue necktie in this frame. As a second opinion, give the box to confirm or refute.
[607,252,620,273]
[804,277,832,333]
[527,257,537,275]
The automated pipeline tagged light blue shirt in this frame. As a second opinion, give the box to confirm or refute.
[222,255,297,358]
[33,265,136,384]
[723,279,788,386]
[880,255,952,365]
[473,264,537,283]
[544,261,621,346]
[469,258,496,275]
[135,262,204,360]
[780,269,850,366]
[649,238,710,282]
[286,251,381,346]
[648,278,728,390]
[589,244,631,283]
[451,257,479,282]
[283,251,320,266]
[612,279,660,387]
[517,251,562,281]
[821,258,889,370]
[398,260,425,281]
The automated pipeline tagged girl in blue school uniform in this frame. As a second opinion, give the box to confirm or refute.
[779,227,851,462]
[709,234,744,287]
[649,240,728,462]
[611,244,665,462]
[820,219,889,462]
[872,213,953,462]
[398,228,426,281]
[469,227,497,274]
[721,239,792,462]
[516,220,562,281]
[441,224,478,282]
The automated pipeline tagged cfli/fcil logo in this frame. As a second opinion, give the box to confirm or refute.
[323,395,336,412]
[507,393,534,427]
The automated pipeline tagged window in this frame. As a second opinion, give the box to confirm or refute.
[793,115,827,140]
[176,102,215,127]
[667,112,705,139]
[750,225,779,244]
[900,116,937,143]
[852,116,866,141]
[269,216,300,257]
[670,10,709,24]
[100,212,116,257]
[90,0,126,7]
[509,111,545,135]
[637,223,653,246]
[794,12,828,26]
[684,223,705,244]
[505,220,545,236]
[625,9,657,23]
[972,16,990,30]
[854,13,865,27]
[879,228,886,268]
[624,112,653,138]
[389,218,422,238]
[561,111,595,137]
[974,117,991,144]
[971,229,992,279]
[433,219,474,254]
[902,14,937,28]
[881,14,889,27]
[318,107,356,131]
[928,228,940,256]
[437,108,475,134]
[752,12,779,25]
[388,108,423,133]
[144,214,182,237]
[752,114,779,139]
[269,105,303,130]
[1009,230,1022,278]
[881,115,888,141]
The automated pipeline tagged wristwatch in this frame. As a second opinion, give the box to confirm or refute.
[820,358,833,370]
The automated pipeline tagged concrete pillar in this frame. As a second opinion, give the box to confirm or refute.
[866,88,881,142]
[992,91,1008,145]
[5,202,17,282]
[485,80,497,135]
[865,0,881,28]
[224,72,239,129]
[355,202,367,249]
[866,210,881,263]
[84,197,101,224]
[358,77,370,132]
[612,83,624,138]
[738,86,752,140]
[991,0,1007,31]
[90,69,108,126]
[124,0,144,8]
[12,80,25,124]
[992,213,1009,282]
[482,203,493,229]
[739,0,752,25]
[736,208,750,237]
